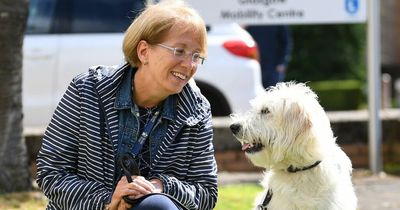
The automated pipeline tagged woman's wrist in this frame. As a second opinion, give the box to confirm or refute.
[103,202,110,210]
[150,178,164,193]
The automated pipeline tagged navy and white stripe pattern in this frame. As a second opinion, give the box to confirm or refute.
[36,63,218,210]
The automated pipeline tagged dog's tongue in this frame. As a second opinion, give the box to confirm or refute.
[242,143,253,151]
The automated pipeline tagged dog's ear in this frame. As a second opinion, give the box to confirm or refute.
[283,100,312,132]
[271,100,313,162]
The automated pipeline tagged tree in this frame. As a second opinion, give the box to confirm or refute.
[0,0,30,192]
[287,24,366,82]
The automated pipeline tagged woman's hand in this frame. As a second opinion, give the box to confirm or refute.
[125,176,156,199]
[108,176,155,210]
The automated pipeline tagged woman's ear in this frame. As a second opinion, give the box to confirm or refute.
[137,40,149,65]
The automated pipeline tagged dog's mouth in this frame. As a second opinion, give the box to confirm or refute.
[241,141,264,153]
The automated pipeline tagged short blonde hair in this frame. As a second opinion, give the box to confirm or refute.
[122,0,207,67]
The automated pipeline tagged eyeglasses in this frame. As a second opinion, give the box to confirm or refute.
[156,43,205,65]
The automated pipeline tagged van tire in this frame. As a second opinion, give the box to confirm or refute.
[196,81,231,116]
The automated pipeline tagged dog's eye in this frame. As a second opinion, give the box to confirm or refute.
[261,107,270,114]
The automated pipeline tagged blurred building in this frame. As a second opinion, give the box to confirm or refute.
[381,1,400,78]
[381,0,400,106]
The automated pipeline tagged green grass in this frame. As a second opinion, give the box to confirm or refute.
[384,163,400,175]
[0,191,48,210]
[0,184,262,210]
[215,184,263,210]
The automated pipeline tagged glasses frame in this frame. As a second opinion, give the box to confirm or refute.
[156,43,205,65]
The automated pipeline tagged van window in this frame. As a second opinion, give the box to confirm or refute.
[70,0,144,33]
[26,0,56,34]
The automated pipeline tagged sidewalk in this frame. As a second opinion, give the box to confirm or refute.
[218,169,400,210]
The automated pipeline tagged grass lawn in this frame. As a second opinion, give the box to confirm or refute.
[215,183,263,210]
[0,191,47,210]
[0,184,263,210]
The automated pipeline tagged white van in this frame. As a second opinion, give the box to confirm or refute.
[23,0,264,131]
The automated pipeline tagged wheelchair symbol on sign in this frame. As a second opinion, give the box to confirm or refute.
[345,0,359,15]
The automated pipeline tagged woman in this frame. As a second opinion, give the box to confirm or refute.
[36,1,218,210]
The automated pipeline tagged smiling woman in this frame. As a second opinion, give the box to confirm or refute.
[35,1,217,210]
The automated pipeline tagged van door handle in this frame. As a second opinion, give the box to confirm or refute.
[25,49,53,60]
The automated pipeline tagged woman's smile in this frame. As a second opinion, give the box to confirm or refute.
[171,71,187,80]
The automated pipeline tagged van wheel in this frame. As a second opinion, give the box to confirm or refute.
[196,81,231,116]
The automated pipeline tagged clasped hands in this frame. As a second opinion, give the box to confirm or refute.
[107,176,163,210]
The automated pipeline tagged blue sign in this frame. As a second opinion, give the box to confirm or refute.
[345,0,359,14]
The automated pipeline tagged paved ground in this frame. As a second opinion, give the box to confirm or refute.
[353,171,400,210]
[218,169,400,210]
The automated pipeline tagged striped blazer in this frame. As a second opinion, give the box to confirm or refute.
[36,63,218,210]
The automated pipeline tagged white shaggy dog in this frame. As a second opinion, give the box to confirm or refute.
[230,82,357,210]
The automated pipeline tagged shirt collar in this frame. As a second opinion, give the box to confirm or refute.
[114,66,134,109]
[114,67,176,120]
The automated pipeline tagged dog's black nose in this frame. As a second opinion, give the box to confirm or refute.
[230,123,241,134]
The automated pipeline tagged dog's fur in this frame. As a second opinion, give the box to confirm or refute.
[230,82,357,210]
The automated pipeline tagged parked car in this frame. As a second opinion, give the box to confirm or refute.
[23,0,264,131]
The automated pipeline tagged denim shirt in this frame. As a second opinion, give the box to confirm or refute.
[113,67,175,181]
